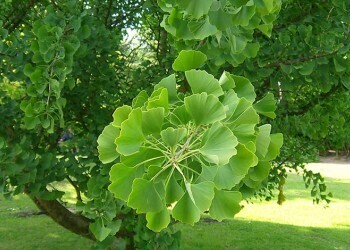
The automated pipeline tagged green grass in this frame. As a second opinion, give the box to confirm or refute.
[1,162,349,249]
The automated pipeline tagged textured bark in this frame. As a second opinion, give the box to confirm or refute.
[27,194,96,241]
[25,191,137,249]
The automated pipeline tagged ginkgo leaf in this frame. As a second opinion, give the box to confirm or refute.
[160,127,187,147]
[108,163,144,201]
[177,0,213,18]
[253,93,276,119]
[184,93,226,125]
[232,75,256,102]
[255,124,271,159]
[155,74,178,102]
[147,88,169,112]
[132,90,149,108]
[165,175,184,204]
[209,189,242,221]
[112,105,132,127]
[146,208,171,232]
[115,108,144,156]
[200,122,238,165]
[188,181,215,212]
[172,50,207,71]
[128,178,164,213]
[185,69,224,97]
[97,124,120,164]
[172,192,201,225]
[142,107,165,135]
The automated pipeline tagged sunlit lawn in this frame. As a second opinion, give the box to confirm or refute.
[0,160,349,249]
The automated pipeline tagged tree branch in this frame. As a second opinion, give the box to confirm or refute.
[264,49,339,69]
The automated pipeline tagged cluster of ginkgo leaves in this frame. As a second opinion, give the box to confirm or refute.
[98,50,283,232]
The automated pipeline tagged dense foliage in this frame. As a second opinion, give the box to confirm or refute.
[1,0,349,249]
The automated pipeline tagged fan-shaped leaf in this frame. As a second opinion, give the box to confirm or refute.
[146,208,171,232]
[108,163,143,201]
[189,181,215,212]
[155,74,178,103]
[209,189,242,221]
[200,122,238,165]
[165,175,184,204]
[177,0,213,18]
[116,108,144,155]
[184,93,226,125]
[232,75,256,102]
[142,108,165,135]
[172,192,201,225]
[161,127,187,147]
[185,70,224,97]
[112,105,132,127]
[128,178,164,213]
[253,93,276,119]
[173,50,207,71]
[255,124,271,158]
[97,124,120,164]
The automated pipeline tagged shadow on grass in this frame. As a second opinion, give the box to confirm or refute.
[178,219,350,250]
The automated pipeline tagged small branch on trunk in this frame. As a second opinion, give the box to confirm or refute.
[66,176,82,202]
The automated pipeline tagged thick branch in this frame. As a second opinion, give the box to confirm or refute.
[26,191,95,241]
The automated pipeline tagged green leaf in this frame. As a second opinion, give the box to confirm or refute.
[161,127,187,147]
[147,88,169,112]
[255,124,271,158]
[219,71,235,90]
[188,17,218,40]
[215,144,258,189]
[115,108,144,155]
[299,61,315,75]
[222,90,240,119]
[209,189,242,221]
[245,161,271,187]
[184,93,226,125]
[227,98,259,125]
[142,107,165,135]
[253,93,276,119]
[132,90,149,108]
[172,50,207,71]
[232,5,256,26]
[128,178,164,213]
[262,133,283,161]
[185,70,224,97]
[189,181,215,212]
[146,208,171,232]
[165,175,184,204]
[172,192,201,225]
[109,163,143,201]
[232,75,256,102]
[89,219,111,242]
[200,122,238,165]
[333,57,347,72]
[112,105,132,127]
[97,124,120,164]
[280,64,293,74]
[177,0,213,18]
[170,105,191,125]
[155,74,178,102]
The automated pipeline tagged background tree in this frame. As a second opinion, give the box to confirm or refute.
[1,0,349,248]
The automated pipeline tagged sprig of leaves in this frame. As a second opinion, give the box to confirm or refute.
[98,50,283,232]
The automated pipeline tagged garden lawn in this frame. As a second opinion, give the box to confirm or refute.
[0,160,349,249]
